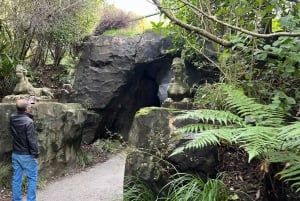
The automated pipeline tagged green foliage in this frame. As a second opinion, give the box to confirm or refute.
[0,162,11,187]
[267,122,300,192]
[158,0,300,117]
[123,177,156,201]
[93,139,122,153]
[193,83,227,110]
[159,173,230,201]
[76,151,94,168]
[93,130,123,153]
[172,84,300,192]
[0,22,17,97]
[151,21,166,34]
[102,29,139,36]
[172,84,285,160]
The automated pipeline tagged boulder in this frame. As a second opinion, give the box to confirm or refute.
[125,107,218,195]
[66,33,218,141]
[66,33,174,140]
[0,102,98,178]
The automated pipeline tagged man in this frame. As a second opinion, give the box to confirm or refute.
[10,98,39,201]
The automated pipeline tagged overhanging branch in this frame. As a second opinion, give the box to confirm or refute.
[151,0,233,47]
[179,0,300,38]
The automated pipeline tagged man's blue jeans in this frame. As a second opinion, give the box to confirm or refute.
[12,153,38,201]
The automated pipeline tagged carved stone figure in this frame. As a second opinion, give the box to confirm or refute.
[165,57,190,102]
[13,64,53,98]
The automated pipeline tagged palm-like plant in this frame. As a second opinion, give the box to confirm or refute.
[172,84,300,192]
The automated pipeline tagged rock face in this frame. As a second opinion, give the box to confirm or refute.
[66,32,174,141]
[0,102,98,178]
[125,107,218,195]
[66,33,218,141]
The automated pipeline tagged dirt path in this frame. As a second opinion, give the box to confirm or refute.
[36,152,126,201]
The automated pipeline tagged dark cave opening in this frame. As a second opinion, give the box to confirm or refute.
[95,58,173,141]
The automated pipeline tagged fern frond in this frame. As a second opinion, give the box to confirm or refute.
[278,162,300,192]
[178,123,216,133]
[277,122,300,150]
[279,122,300,140]
[171,128,235,156]
[267,149,300,192]
[267,151,300,163]
[222,85,285,127]
[233,126,280,161]
[176,109,244,127]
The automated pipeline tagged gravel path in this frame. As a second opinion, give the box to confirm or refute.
[36,152,126,201]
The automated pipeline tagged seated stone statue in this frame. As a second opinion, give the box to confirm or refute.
[13,64,53,98]
[165,57,190,102]
[2,64,53,103]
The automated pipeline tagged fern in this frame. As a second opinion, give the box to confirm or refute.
[176,109,244,126]
[178,123,216,133]
[171,128,235,156]
[171,84,299,192]
[172,85,284,161]
[233,126,280,161]
[267,123,300,192]
[222,85,285,127]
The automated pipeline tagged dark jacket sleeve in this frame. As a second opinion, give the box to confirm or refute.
[26,121,39,158]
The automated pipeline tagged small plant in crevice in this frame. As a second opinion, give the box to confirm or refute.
[93,129,124,153]
[0,162,12,188]
[76,150,94,169]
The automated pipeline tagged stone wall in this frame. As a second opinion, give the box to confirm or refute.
[0,102,98,178]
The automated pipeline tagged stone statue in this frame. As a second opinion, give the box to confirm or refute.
[165,57,190,102]
[13,64,53,98]
[2,64,53,103]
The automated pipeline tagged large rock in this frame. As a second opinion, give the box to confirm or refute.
[66,33,174,140]
[0,102,98,178]
[66,33,218,141]
[68,33,172,109]
[125,107,218,195]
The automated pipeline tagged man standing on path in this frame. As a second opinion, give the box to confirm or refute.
[10,98,39,201]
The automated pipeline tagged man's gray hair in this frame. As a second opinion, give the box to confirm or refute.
[16,99,29,111]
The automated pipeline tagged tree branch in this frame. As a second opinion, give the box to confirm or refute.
[152,0,300,49]
[151,0,233,47]
[179,0,300,38]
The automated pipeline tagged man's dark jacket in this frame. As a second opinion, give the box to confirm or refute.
[10,112,39,158]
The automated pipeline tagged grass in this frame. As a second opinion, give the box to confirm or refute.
[103,29,141,36]
[123,176,156,201]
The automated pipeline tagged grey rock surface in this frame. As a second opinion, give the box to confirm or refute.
[125,107,218,194]
[66,33,173,140]
[0,102,98,178]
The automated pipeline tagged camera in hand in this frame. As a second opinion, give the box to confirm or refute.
[28,95,36,104]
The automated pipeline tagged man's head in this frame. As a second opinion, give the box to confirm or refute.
[16,99,30,112]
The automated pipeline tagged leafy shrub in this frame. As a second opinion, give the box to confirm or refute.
[0,162,12,188]
[94,6,131,35]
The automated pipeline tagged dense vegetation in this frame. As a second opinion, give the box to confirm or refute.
[0,0,143,99]
[1,0,300,200]
[124,0,300,200]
